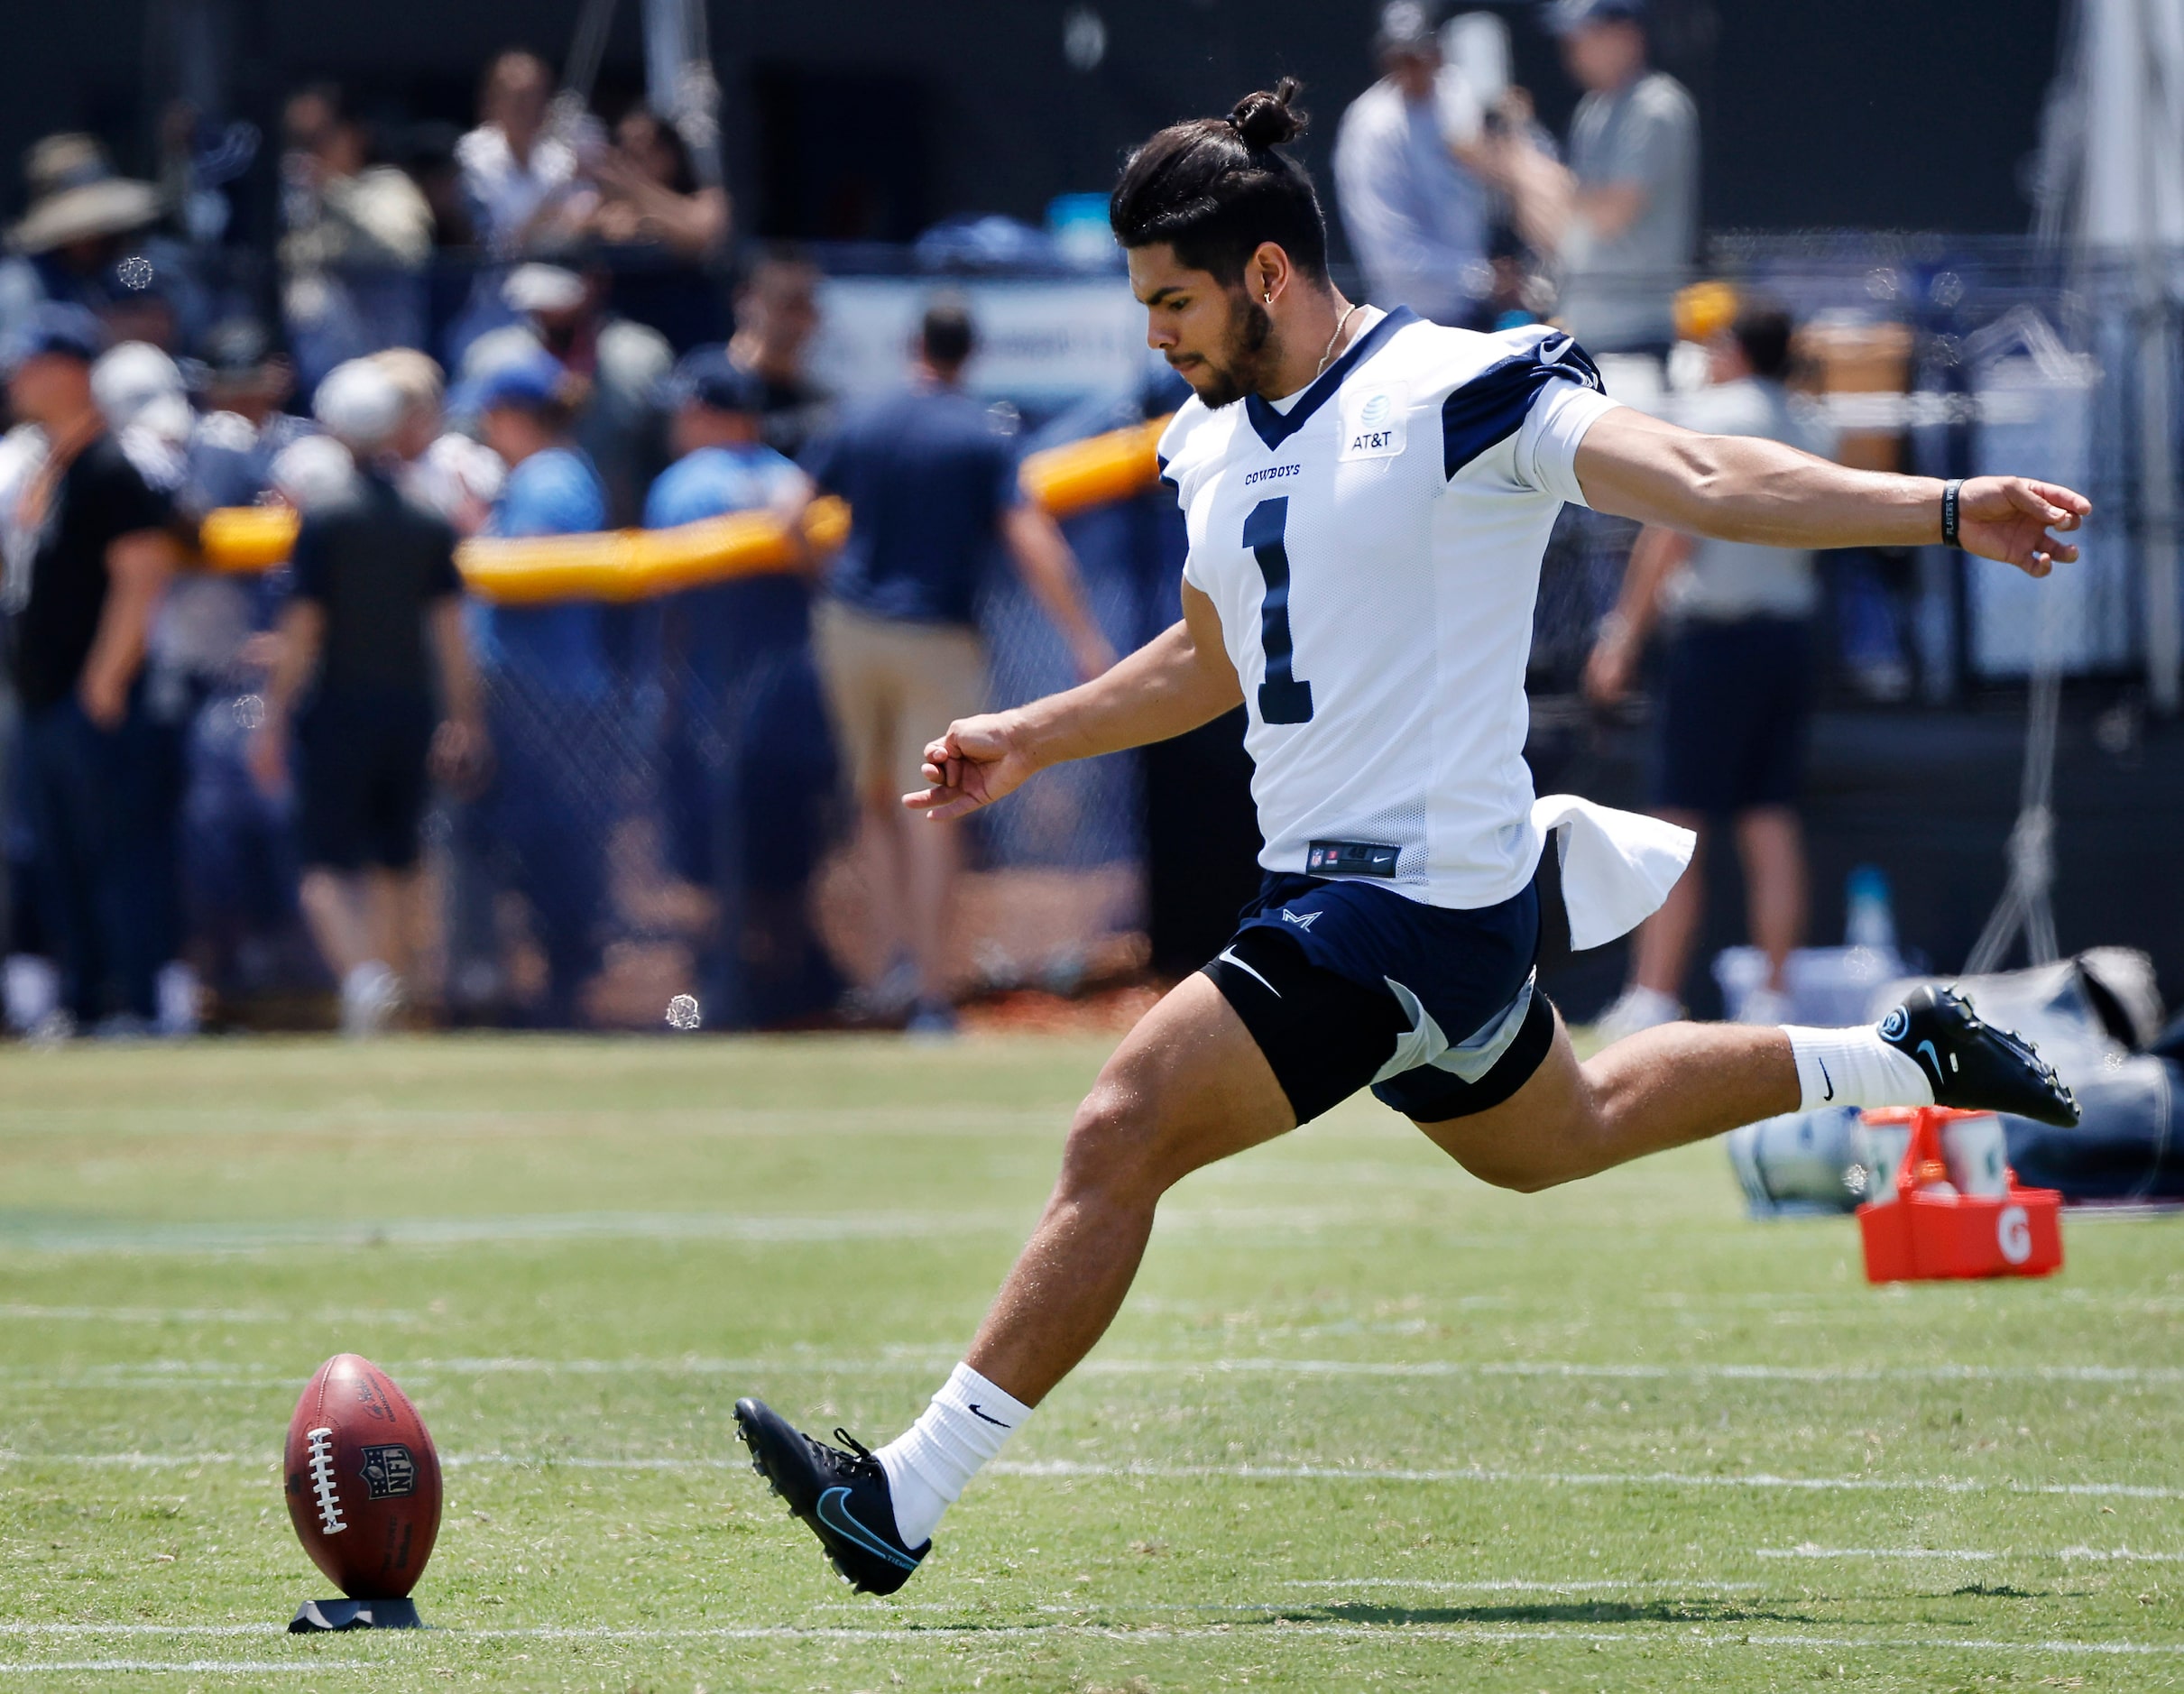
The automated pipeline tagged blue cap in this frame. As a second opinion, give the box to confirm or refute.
[0,301,106,373]
[1544,0,1644,33]
[458,348,567,415]
[661,345,767,416]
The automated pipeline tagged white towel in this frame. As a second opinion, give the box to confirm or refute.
[1531,795,1697,952]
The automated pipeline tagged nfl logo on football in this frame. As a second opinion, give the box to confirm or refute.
[360,1443,418,1500]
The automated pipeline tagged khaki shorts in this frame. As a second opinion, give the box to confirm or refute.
[814,599,987,801]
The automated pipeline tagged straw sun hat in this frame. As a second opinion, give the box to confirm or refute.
[8,133,162,255]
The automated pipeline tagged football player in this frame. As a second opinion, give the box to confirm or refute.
[736,79,2087,1593]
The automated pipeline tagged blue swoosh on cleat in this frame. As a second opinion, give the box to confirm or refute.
[816,1487,919,1570]
[1917,1038,1944,1087]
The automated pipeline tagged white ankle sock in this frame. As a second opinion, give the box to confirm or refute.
[874,1363,1032,1548]
[1783,1025,1934,1112]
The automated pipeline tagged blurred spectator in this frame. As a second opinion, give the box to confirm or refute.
[92,341,194,476]
[645,346,835,1026]
[167,320,318,1016]
[371,348,503,533]
[793,299,1112,1033]
[1332,2,1493,327]
[396,122,475,250]
[1490,0,1696,355]
[88,340,200,1035]
[0,133,206,354]
[1584,298,1822,1034]
[3,304,184,1036]
[728,249,831,460]
[367,346,502,1021]
[456,50,581,259]
[585,108,729,262]
[185,319,314,513]
[461,262,671,527]
[280,86,433,387]
[281,87,435,275]
[465,350,613,1025]
[250,360,486,1036]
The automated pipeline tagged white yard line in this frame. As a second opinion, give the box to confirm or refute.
[6,1446,2179,1498]
[0,1210,1031,1253]
[0,1625,2178,1656]
[0,1626,282,1637]
[982,1458,2184,1499]
[9,1352,2179,1388]
[1757,1547,1998,1560]
[1282,1578,1763,1592]
[0,1661,359,1674]
[1760,1545,2184,1562]
[0,1303,422,1326]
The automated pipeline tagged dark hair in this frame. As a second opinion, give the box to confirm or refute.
[481,48,553,111]
[1732,298,1795,382]
[921,298,975,370]
[615,107,696,194]
[1109,78,1329,284]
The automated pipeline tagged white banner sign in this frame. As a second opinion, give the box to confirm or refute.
[808,279,1147,405]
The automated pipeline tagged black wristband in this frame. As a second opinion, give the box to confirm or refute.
[1941,478,1962,549]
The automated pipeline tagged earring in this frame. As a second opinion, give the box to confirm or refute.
[1263,290,1273,303]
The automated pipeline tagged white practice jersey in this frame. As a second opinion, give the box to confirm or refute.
[1159,307,1621,910]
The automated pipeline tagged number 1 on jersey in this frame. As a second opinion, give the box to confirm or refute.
[1243,496,1313,724]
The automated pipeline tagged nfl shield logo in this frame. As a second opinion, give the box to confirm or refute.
[358,1443,418,1500]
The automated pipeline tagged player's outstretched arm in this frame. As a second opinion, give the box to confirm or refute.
[1572,406,2089,575]
[906,581,1241,823]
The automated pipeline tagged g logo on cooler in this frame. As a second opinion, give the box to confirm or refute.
[1879,1008,1909,1042]
[1996,1203,2032,1265]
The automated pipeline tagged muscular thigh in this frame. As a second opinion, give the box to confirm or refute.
[1409,1007,1597,1192]
[1071,971,1297,1193]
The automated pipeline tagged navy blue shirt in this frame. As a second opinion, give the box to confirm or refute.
[800,382,1023,627]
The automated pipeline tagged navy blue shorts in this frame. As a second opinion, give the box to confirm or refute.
[297,688,436,872]
[1203,870,1556,1126]
[1654,617,1812,815]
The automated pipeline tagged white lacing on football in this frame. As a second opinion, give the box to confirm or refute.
[306,1427,346,1535]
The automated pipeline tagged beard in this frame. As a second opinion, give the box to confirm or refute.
[1183,295,1273,409]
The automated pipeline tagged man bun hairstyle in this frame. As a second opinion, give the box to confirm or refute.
[1227,81,1308,151]
[1110,77,1329,285]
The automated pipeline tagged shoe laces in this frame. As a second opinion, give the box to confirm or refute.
[819,1427,885,1482]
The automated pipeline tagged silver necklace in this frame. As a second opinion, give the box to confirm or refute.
[1316,303,1362,375]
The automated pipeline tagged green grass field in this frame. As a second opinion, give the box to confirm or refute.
[3,1033,2181,1690]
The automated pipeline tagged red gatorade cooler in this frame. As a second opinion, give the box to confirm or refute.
[1856,1106,2063,1284]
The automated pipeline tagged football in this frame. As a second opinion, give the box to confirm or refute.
[282,1353,443,1599]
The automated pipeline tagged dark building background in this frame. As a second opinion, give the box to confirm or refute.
[0,0,2066,246]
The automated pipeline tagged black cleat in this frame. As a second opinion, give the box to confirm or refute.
[733,1396,928,1595]
[1879,984,2080,1128]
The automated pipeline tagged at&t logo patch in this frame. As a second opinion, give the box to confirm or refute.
[1340,386,1406,461]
